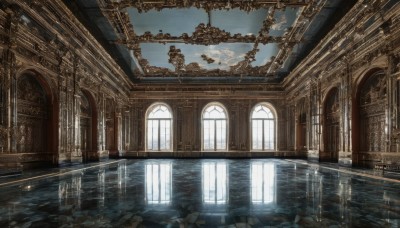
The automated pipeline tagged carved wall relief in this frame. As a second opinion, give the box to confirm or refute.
[0,84,5,151]
[79,91,92,156]
[16,73,47,153]
[358,71,386,153]
[105,98,115,151]
[323,87,339,162]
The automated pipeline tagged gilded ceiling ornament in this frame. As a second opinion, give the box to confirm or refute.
[168,46,185,72]
[98,0,323,78]
[134,28,260,45]
[190,23,229,45]
[201,54,215,64]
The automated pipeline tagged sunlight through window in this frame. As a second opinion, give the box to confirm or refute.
[202,103,227,151]
[251,104,276,151]
[146,104,172,151]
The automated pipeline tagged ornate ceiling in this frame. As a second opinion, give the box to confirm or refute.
[65,0,356,83]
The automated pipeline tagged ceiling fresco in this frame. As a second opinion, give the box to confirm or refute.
[65,0,356,83]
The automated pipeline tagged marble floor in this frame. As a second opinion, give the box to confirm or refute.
[0,159,399,227]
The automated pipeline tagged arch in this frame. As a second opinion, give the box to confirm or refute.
[145,102,173,152]
[80,89,98,161]
[352,68,386,166]
[16,70,54,156]
[322,87,340,162]
[201,102,228,151]
[250,102,277,151]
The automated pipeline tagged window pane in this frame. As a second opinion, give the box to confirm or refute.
[252,105,273,119]
[159,120,171,150]
[147,120,153,150]
[165,120,170,150]
[202,104,227,151]
[203,120,210,150]
[152,120,159,150]
[203,105,227,119]
[251,104,276,151]
[252,120,263,150]
[147,120,160,151]
[216,120,226,150]
[204,120,215,150]
[264,120,274,150]
[149,105,172,119]
[147,104,172,151]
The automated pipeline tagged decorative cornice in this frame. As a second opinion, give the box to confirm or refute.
[110,0,308,13]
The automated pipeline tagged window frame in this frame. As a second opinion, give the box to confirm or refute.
[201,102,229,151]
[145,102,173,152]
[250,103,277,151]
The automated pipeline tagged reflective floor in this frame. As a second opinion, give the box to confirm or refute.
[0,159,399,227]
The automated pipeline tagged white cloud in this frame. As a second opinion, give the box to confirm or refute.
[271,14,287,30]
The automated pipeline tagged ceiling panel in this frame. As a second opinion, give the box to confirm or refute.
[65,0,357,82]
[269,7,302,37]
[127,8,207,36]
[211,8,268,35]
[253,43,279,67]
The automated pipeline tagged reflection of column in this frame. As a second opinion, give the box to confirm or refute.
[145,162,172,205]
[251,162,276,204]
[117,161,127,200]
[306,169,323,222]
[58,172,82,209]
[202,161,228,204]
[98,168,105,208]
[338,177,351,225]
[115,110,122,156]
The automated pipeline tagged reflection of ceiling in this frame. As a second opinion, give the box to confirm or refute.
[64,0,356,83]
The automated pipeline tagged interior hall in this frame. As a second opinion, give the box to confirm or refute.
[0,0,399,227]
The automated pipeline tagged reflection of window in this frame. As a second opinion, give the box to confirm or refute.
[251,162,275,204]
[251,104,276,151]
[145,162,172,204]
[202,162,228,204]
[146,103,172,151]
[202,103,228,151]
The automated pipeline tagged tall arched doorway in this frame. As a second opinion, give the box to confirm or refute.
[356,70,386,161]
[323,87,340,162]
[16,72,49,156]
[80,90,97,162]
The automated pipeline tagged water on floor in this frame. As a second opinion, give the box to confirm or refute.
[0,159,399,227]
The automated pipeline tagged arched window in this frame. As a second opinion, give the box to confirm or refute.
[251,103,276,151]
[146,103,173,151]
[202,103,228,151]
